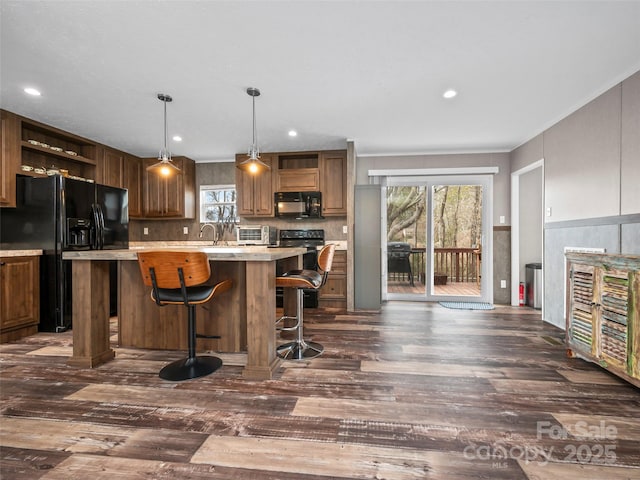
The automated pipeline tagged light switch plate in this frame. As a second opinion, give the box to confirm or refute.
[500,280,507,288]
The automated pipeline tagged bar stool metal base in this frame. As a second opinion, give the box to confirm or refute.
[277,340,324,360]
[159,355,223,381]
[277,286,324,360]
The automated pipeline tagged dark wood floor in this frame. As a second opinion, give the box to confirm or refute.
[1,302,639,479]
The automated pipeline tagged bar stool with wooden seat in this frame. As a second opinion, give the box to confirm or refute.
[276,244,335,360]
[137,251,232,381]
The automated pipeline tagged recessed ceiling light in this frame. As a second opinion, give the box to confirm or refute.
[24,87,41,96]
[172,135,182,142]
[443,89,457,99]
[288,130,297,137]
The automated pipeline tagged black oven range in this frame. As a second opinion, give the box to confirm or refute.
[276,229,325,308]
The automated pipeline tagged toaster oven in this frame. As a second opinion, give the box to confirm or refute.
[236,225,277,245]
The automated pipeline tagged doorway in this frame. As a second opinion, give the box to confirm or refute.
[382,174,493,303]
[510,160,544,310]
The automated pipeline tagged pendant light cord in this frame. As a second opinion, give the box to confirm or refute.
[163,98,170,160]
[158,93,172,161]
[252,94,257,152]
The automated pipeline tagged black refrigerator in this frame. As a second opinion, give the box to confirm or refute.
[0,175,128,332]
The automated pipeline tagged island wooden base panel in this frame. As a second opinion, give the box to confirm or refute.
[2,302,640,479]
[65,349,115,368]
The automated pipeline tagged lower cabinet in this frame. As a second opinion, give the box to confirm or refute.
[319,250,347,309]
[566,252,640,387]
[1,255,40,343]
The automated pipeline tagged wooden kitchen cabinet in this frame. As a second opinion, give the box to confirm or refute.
[276,152,320,192]
[319,249,347,309]
[1,109,99,207]
[566,252,640,387]
[1,110,21,207]
[277,168,319,192]
[236,153,274,217]
[1,255,40,343]
[319,150,347,216]
[143,156,195,218]
[13,111,98,182]
[235,149,347,219]
[97,146,125,188]
[124,154,143,218]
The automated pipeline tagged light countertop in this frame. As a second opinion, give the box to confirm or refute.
[63,246,308,261]
[130,240,348,250]
[326,240,347,250]
[0,249,43,257]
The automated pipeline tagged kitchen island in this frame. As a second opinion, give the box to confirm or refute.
[62,246,306,379]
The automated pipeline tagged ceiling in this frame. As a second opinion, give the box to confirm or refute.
[2,1,639,163]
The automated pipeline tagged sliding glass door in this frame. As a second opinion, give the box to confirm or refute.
[383,175,493,303]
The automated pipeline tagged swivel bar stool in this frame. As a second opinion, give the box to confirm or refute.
[137,251,232,381]
[276,244,335,360]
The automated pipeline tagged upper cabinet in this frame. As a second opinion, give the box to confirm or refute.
[236,149,347,218]
[124,155,144,218]
[1,109,197,220]
[277,168,319,191]
[1,110,98,207]
[236,153,274,217]
[276,152,320,192]
[319,150,347,216]
[96,146,125,188]
[143,156,196,219]
[1,111,20,207]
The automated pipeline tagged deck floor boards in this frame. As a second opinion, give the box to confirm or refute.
[1,302,639,479]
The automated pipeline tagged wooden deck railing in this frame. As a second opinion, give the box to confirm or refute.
[410,247,480,283]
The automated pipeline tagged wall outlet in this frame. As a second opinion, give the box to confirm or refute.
[343,225,348,234]
[183,226,189,235]
[499,215,505,224]
[143,227,149,235]
[546,207,552,217]
[500,280,507,289]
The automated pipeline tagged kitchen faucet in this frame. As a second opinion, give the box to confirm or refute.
[199,223,220,245]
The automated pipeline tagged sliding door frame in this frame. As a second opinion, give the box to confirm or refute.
[377,170,494,304]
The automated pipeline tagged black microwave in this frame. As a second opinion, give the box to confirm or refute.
[274,191,323,219]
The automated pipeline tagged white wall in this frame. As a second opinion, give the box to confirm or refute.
[518,167,542,282]
[511,69,640,328]
[621,71,640,215]
[544,85,622,222]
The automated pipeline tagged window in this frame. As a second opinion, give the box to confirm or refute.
[199,184,238,224]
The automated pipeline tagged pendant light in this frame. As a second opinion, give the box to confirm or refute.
[236,87,270,175]
[147,93,181,176]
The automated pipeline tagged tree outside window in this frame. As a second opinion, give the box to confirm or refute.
[199,184,238,226]
[386,185,482,248]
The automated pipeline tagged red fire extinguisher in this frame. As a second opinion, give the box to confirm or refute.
[519,282,525,306]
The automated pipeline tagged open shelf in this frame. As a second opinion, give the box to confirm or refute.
[18,116,98,182]
[21,141,96,165]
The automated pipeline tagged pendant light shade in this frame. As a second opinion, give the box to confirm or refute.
[236,87,270,175]
[147,93,181,176]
